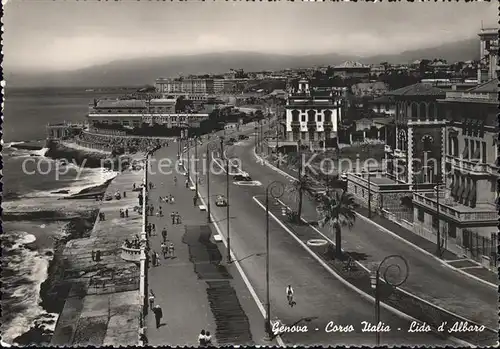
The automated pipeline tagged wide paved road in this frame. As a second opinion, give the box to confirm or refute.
[190,130,448,346]
[237,133,497,331]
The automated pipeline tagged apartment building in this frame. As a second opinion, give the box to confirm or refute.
[477,28,498,83]
[412,78,498,269]
[155,78,215,95]
[284,79,343,149]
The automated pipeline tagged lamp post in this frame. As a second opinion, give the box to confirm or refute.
[370,255,409,346]
[220,136,231,264]
[264,180,285,341]
[206,142,218,224]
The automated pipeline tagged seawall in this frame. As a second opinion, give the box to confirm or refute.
[50,153,146,346]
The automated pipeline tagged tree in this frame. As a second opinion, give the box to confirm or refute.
[287,174,317,222]
[316,190,359,257]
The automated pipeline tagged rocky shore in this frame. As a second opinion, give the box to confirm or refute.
[44,140,119,169]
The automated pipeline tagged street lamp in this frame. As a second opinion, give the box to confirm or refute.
[206,142,219,224]
[220,136,231,264]
[370,255,409,346]
[264,180,285,341]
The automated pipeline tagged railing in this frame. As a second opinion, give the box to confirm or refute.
[120,245,142,263]
[413,193,497,221]
[445,155,493,174]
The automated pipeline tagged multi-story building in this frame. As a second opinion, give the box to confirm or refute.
[332,61,371,80]
[155,78,215,95]
[87,99,208,129]
[283,79,342,149]
[477,28,498,83]
[412,78,498,269]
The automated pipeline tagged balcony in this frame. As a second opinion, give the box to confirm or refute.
[413,193,497,222]
[445,155,494,175]
[121,244,141,263]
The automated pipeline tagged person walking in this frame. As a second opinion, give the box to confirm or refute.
[161,228,167,242]
[161,242,167,258]
[185,179,189,188]
[193,195,198,207]
[205,331,212,346]
[152,251,157,267]
[154,251,160,266]
[168,242,175,258]
[148,290,155,310]
[159,208,163,217]
[170,195,175,205]
[152,223,156,235]
[198,330,207,346]
[171,212,176,224]
[173,176,177,186]
[153,304,163,329]
[286,285,295,307]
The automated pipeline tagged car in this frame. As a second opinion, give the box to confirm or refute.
[238,134,249,140]
[104,194,113,201]
[233,174,252,181]
[229,137,237,143]
[215,195,228,207]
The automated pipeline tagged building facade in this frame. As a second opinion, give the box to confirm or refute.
[155,78,215,95]
[284,79,342,149]
[477,28,498,83]
[333,61,371,80]
[412,79,498,269]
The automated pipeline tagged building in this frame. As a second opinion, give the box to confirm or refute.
[332,61,371,79]
[155,78,215,95]
[87,99,208,129]
[477,28,498,83]
[283,79,342,150]
[368,95,396,116]
[412,79,498,270]
[351,82,389,98]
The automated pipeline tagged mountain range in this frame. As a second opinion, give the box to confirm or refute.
[6,38,479,88]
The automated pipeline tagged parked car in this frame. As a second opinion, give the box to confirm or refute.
[215,195,228,207]
[229,137,237,143]
[238,134,249,140]
[104,194,113,201]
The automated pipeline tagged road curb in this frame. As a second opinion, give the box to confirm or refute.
[252,148,497,290]
[252,196,475,348]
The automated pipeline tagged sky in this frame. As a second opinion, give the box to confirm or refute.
[3,0,498,72]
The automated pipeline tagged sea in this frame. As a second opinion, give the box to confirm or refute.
[1,87,127,345]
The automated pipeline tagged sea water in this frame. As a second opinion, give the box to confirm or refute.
[1,87,123,344]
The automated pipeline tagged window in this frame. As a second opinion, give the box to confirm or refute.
[432,214,438,228]
[448,224,456,238]
[317,114,322,122]
[301,115,306,122]
[418,208,424,222]
[301,132,306,140]
[482,141,486,163]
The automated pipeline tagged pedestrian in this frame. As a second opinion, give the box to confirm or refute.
[170,195,175,204]
[125,208,129,218]
[174,176,177,186]
[153,304,163,329]
[152,251,157,267]
[120,209,124,218]
[152,223,156,235]
[133,183,136,190]
[185,179,189,188]
[161,242,167,258]
[171,212,175,224]
[159,208,163,217]
[123,191,126,198]
[149,290,155,310]
[193,195,198,207]
[91,250,95,261]
[198,330,207,346]
[162,228,167,242]
[154,251,160,266]
[175,212,181,225]
[95,249,101,262]
[168,242,175,258]
[156,211,160,218]
[205,331,212,346]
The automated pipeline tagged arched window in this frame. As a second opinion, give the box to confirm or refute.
[307,110,316,123]
[421,134,434,152]
[419,103,427,120]
[324,110,332,123]
[291,110,299,122]
[398,129,407,151]
[411,103,418,119]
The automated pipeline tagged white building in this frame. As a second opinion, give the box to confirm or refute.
[284,79,343,149]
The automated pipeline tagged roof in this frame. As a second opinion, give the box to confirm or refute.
[466,78,498,93]
[96,100,147,109]
[369,95,395,104]
[334,61,370,69]
[388,83,445,97]
[150,98,177,104]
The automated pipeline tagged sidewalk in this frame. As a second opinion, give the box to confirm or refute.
[144,145,270,346]
[266,154,497,285]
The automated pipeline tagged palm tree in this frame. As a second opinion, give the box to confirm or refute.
[287,174,317,222]
[316,190,359,257]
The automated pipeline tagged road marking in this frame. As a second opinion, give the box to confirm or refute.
[252,196,476,347]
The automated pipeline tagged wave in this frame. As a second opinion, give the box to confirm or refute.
[1,231,59,345]
[31,147,49,157]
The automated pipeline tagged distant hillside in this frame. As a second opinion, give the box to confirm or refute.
[6,38,479,88]
[362,38,479,65]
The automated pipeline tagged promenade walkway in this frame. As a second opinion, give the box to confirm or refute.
[145,143,268,346]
